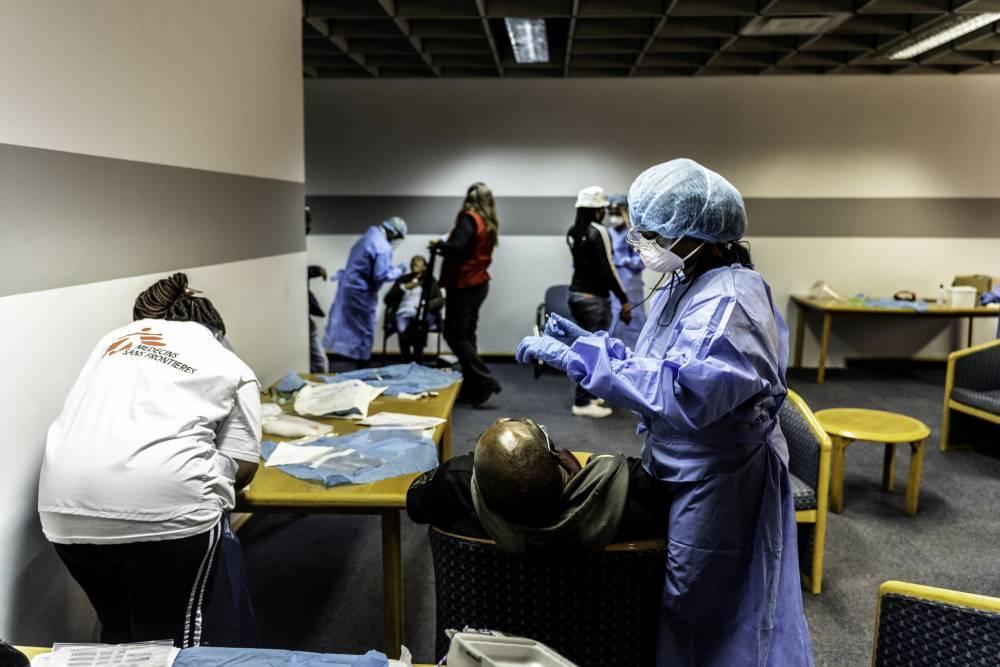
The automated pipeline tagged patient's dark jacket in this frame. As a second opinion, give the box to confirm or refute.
[406,450,664,555]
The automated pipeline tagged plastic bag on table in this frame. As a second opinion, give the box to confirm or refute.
[294,380,387,419]
[319,363,459,397]
[261,429,438,487]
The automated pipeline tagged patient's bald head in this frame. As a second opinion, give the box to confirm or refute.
[473,418,565,526]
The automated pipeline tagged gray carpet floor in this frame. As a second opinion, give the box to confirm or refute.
[238,363,1000,665]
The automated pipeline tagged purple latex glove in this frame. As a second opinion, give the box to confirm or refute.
[544,313,592,346]
[515,336,573,372]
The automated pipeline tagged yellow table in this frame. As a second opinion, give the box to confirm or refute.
[815,408,931,516]
[791,295,1000,384]
[239,375,461,659]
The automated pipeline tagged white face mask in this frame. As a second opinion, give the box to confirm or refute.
[639,237,704,275]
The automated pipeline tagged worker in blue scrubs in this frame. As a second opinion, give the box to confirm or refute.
[324,217,407,368]
[515,159,812,666]
[606,193,646,350]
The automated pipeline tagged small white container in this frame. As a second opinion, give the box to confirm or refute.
[947,285,978,308]
[447,633,577,667]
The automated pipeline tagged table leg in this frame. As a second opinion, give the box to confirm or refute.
[793,304,806,369]
[882,443,896,493]
[967,317,974,348]
[440,417,452,462]
[905,440,925,516]
[817,313,832,384]
[381,510,403,659]
[830,436,849,513]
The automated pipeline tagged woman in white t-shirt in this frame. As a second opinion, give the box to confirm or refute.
[38,273,262,648]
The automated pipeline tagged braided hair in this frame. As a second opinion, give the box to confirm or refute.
[133,272,226,335]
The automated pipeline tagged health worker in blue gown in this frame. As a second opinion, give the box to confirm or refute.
[324,217,407,367]
[606,193,646,350]
[515,159,812,666]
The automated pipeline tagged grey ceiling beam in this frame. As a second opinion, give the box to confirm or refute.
[305,17,378,77]
[629,0,679,77]
[692,35,738,75]
[376,0,442,76]
[565,0,581,77]
[474,0,505,76]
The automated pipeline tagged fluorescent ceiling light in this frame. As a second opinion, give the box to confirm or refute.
[504,18,549,64]
[889,13,1000,60]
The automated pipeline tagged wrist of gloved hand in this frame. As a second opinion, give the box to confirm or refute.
[515,335,573,372]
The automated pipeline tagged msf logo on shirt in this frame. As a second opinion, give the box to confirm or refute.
[104,328,166,357]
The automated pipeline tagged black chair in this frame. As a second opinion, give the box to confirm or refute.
[380,310,443,363]
[779,389,832,594]
[429,527,666,666]
[533,285,575,378]
[535,284,575,333]
[941,339,1000,451]
[873,580,1000,666]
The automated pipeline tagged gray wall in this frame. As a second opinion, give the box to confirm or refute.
[0,0,305,643]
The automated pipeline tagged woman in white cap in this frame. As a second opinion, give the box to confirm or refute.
[564,186,631,418]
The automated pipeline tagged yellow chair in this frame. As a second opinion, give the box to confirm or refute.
[941,339,1000,451]
[779,390,832,594]
[872,581,1000,666]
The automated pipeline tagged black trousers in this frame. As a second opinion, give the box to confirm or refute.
[398,322,423,363]
[54,518,257,648]
[326,353,371,372]
[568,291,612,406]
[444,282,499,402]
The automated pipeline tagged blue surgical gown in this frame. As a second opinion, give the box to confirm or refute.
[324,226,402,361]
[565,265,813,666]
[608,224,646,350]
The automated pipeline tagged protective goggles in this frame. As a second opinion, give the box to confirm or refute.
[625,226,679,251]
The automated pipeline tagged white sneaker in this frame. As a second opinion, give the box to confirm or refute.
[572,400,613,418]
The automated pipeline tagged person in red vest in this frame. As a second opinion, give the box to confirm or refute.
[431,182,502,406]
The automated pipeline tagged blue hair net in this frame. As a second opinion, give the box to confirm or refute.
[628,158,746,242]
[381,216,407,239]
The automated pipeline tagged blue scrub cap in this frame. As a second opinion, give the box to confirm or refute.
[607,193,628,208]
[627,158,746,243]
[381,216,408,239]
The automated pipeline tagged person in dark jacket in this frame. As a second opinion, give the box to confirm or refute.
[431,182,502,406]
[406,417,663,554]
[383,255,444,362]
[566,186,631,418]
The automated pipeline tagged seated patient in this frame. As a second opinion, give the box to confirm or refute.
[383,254,444,362]
[407,418,663,554]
